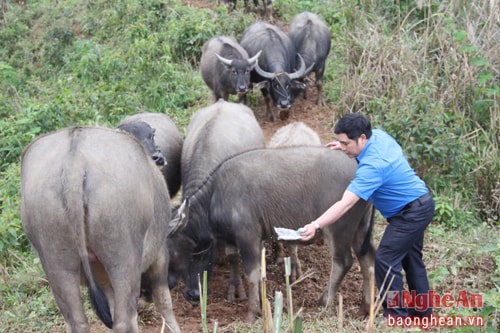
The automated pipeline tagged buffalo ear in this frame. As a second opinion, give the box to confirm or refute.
[291,80,307,90]
[167,198,189,237]
[255,80,269,90]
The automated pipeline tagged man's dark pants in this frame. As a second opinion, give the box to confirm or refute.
[375,192,435,317]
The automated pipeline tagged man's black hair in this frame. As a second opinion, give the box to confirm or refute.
[334,112,372,140]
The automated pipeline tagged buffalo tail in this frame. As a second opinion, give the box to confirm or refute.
[85,274,113,328]
[359,205,375,256]
[62,149,114,329]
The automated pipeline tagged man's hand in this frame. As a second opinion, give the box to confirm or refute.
[326,141,342,150]
[299,222,317,241]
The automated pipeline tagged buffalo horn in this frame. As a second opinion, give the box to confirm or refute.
[248,50,262,67]
[254,57,275,79]
[289,54,309,80]
[215,53,233,66]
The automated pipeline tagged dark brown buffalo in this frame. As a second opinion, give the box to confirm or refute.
[119,112,183,198]
[20,127,181,333]
[288,11,332,106]
[173,146,375,322]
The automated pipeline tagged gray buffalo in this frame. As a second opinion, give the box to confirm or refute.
[119,112,183,198]
[268,120,321,147]
[21,127,181,333]
[240,21,313,122]
[267,121,321,279]
[288,11,332,106]
[173,146,375,322]
[168,99,266,301]
[117,120,166,166]
[200,36,261,102]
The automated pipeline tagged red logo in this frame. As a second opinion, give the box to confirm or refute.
[387,290,400,308]
[386,290,482,311]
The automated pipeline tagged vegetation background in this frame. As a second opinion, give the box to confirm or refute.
[0,0,498,332]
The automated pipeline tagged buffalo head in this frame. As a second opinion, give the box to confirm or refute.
[254,54,314,121]
[215,50,262,96]
[117,121,166,166]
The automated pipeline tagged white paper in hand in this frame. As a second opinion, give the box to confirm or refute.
[274,227,305,240]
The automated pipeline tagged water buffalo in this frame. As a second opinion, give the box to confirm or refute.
[20,127,181,333]
[173,146,375,322]
[223,0,273,18]
[119,112,183,198]
[168,99,266,301]
[267,121,322,279]
[240,21,313,122]
[288,11,332,106]
[200,36,261,102]
[116,120,166,167]
[268,120,321,147]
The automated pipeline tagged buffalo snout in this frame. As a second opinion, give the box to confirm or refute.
[238,84,249,92]
[152,150,166,166]
[184,287,211,305]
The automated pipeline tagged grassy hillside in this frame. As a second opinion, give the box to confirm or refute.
[0,0,499,331]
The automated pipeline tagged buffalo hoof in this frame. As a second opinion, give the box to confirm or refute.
[168,274,179,289]
[356,302,371,318]
[278,110,290,121]
[245,312,257,323]
[227,284,248,302]
[227,285,236,302]
[318,292,329,307]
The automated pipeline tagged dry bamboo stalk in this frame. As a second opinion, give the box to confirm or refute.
[374,274,395,316]
[337,293,343,332]
[367,267,375,333]
[261,247,273,333]
[284,257,294,326]
[160,317,165,333]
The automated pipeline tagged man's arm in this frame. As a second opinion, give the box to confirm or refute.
[300,190,360,241]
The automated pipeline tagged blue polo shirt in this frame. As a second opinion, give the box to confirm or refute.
[346,129,429,218]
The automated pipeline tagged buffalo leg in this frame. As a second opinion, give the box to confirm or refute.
[261,89,275,122]
[225,245,247,302]
[50,270,89,333]
[147,249,181,333]
[316,78,325,106]
[351,206,376,317]
[287,244,303,282]
[355,244,376,317]
[272,240,285,265]
[36,249,89,333]
[102,248,142,333]
[315,66,326,106]
[237,239,262,322]
[319,232,353,307]
[108,276,139,333]
[272,242,302,281]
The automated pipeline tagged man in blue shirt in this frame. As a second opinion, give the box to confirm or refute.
[300,112,434,319]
